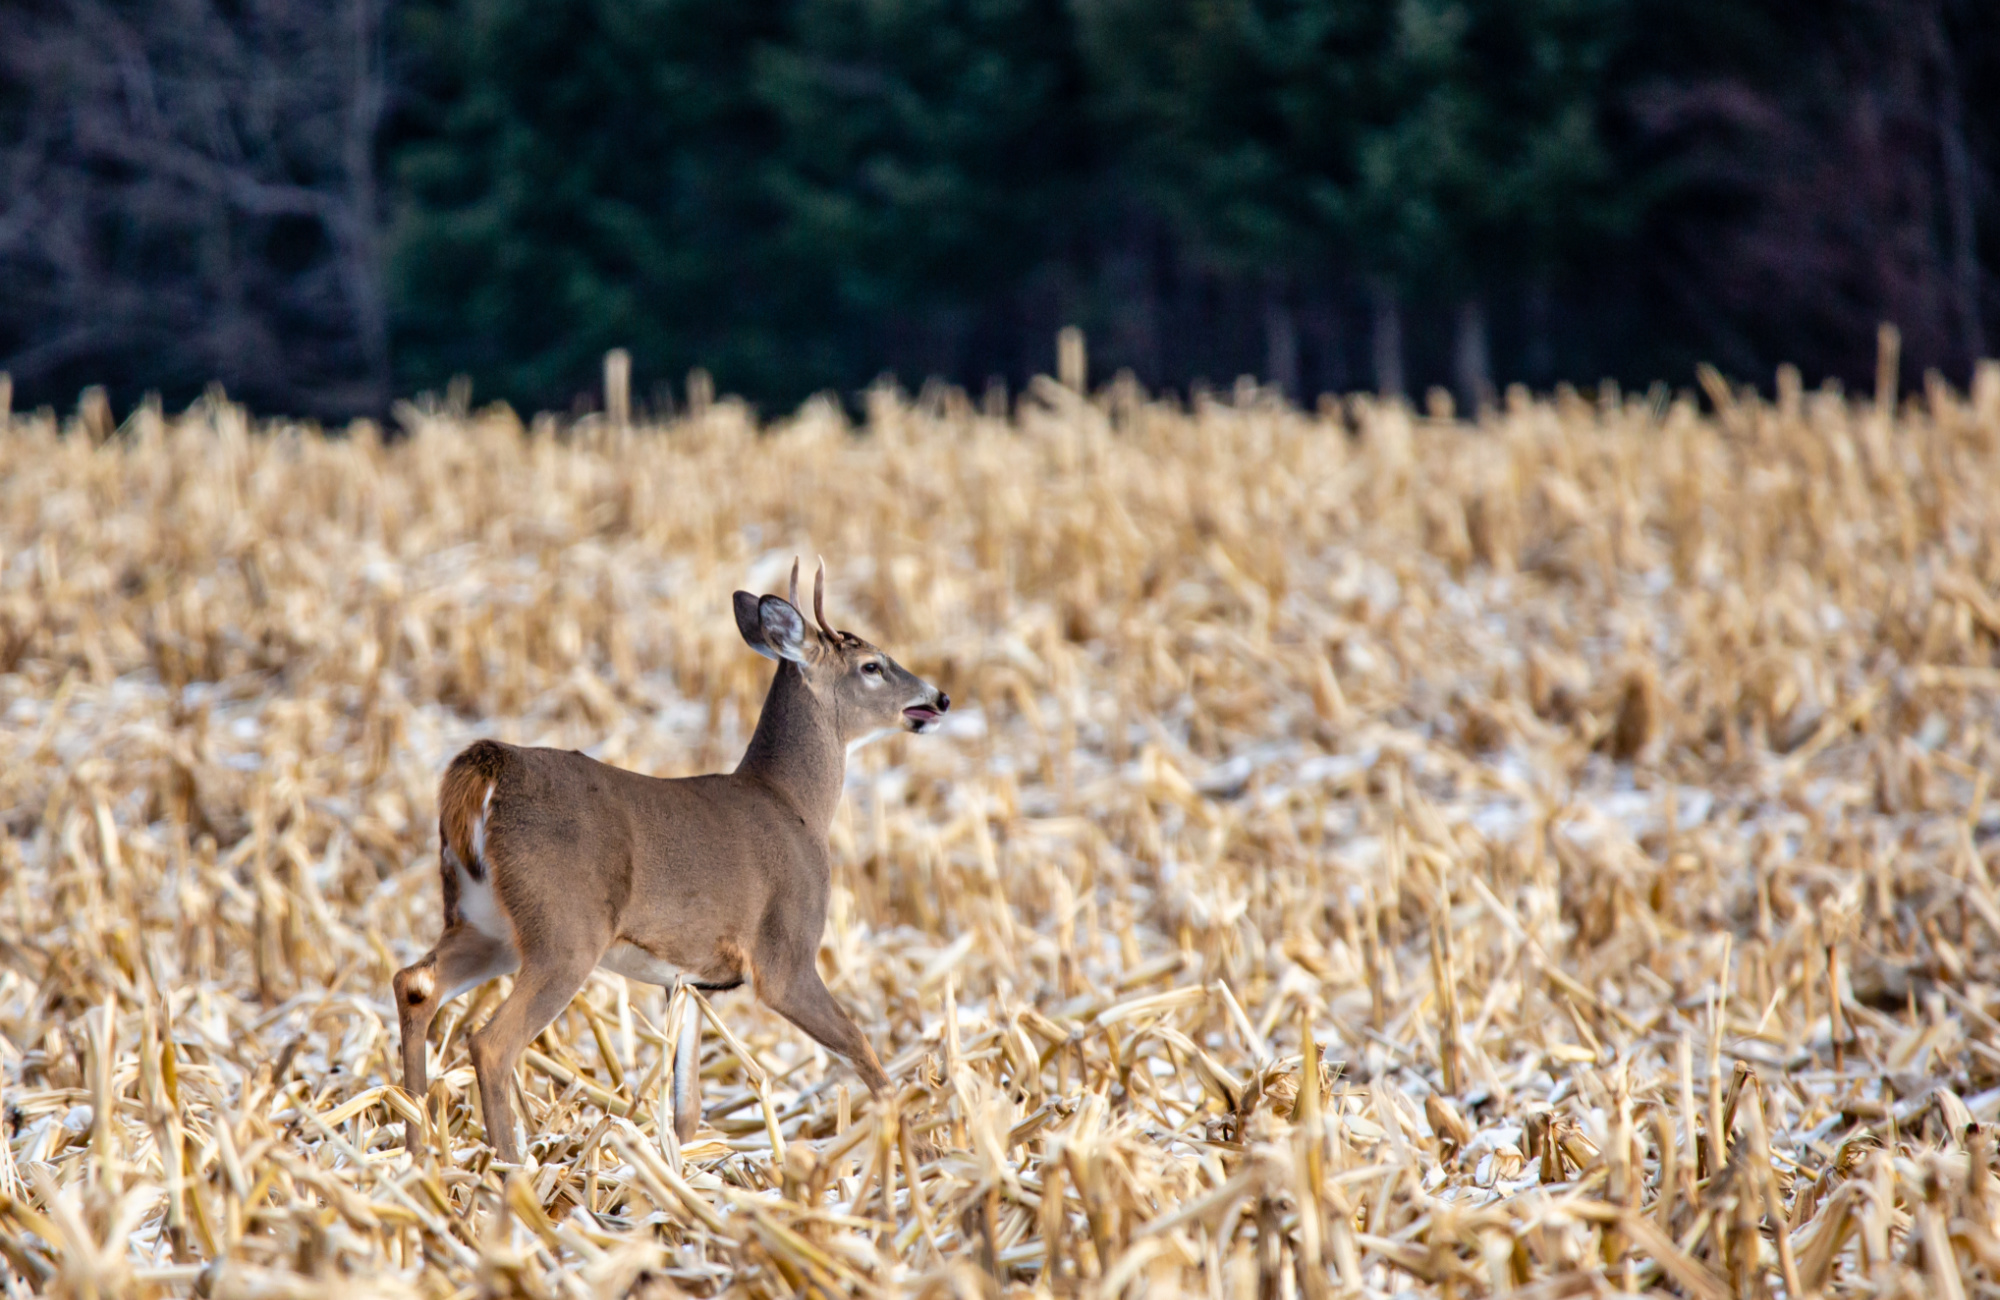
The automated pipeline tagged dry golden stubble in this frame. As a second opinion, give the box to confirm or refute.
[0,362,1997,1295]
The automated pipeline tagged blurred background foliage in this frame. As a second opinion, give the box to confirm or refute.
[0,0,1994,418]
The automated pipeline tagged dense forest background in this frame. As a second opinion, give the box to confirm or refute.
[1,0,1994,419]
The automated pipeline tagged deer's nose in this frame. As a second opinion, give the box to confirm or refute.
[936,691,951,712]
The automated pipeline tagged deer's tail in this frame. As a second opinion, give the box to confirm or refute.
[437,740,511,922]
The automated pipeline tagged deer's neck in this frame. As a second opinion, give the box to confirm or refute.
[735,661,845,833]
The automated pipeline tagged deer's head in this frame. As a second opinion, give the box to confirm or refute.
[734,558,950,745]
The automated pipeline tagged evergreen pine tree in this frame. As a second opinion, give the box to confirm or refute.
[390,0,798,409]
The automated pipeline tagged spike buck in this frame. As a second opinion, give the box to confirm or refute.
[392,560,950,1162]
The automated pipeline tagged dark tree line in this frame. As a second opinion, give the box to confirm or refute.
[0,0,1994,419]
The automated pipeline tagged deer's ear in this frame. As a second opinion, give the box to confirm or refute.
[756,594,811,663]
[735,591,780,661]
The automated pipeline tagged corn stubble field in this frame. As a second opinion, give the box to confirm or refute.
[2,356,2000,1300]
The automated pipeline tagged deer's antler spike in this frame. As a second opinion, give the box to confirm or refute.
[813,556,836,640]
[788,557,801,609]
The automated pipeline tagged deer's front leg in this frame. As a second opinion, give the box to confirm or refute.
[758,955,889,1094]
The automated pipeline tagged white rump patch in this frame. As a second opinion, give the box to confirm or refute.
[457,863,512,946]
[599,941,689,988]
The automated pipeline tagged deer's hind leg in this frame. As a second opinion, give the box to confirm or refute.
[467,943,599,1164]
[394,925,517,1105]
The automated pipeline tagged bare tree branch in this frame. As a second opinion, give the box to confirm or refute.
[0,0,390,414]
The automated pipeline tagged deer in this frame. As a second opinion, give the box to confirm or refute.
[391,559,950,1163]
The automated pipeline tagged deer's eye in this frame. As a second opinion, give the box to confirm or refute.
[861,661,882,676]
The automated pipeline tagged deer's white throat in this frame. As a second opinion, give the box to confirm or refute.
[846,727,898,755]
